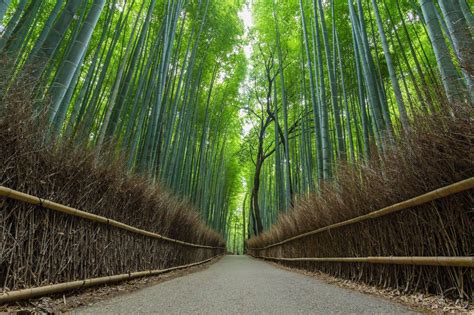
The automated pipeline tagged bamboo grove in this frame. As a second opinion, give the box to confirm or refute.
[0,0,473,251]
[239,0,472,237]
[0,0,247,237]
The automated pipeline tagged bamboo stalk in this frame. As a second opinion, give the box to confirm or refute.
[250,255,474,268]
[0,255,222,303]
[248,177,474,250]
[0,186,224,249]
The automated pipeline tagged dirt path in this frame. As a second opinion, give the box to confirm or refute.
[76,255,415,314]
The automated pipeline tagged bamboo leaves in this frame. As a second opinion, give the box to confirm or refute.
[1,0,246,236]
[242,0,473,237]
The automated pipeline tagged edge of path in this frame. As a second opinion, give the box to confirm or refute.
[250,255,471,314]
[0,256,224,313]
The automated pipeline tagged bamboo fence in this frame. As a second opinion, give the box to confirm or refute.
[0,185,225,303]
[0,186,223,249]
[0,255,221,303]
[249,255,474,267]
[248,177,474,251]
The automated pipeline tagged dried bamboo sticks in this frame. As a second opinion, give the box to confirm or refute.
[0,186,224,249]
[248,177,474,250]
[0,255,221,303]
[250,255,474,268]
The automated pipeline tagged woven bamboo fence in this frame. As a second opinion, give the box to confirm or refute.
[0,255,218,303]
[249,255,474,267]
[247,178,474,298]
[248,178,473,251]
[0,186,225,303]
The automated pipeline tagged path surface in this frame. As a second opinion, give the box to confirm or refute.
[76,255,414,314]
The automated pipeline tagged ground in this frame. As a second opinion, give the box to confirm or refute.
[76,255,416,314]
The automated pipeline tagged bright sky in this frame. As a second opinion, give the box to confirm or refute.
[238,2,254,59]
[236,2,253,223]
[238,1,254,137]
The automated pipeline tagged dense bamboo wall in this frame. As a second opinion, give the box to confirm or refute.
[247,111,473,300]
[0,90,225,295]
[248,191,473,299]
[0,197,222,292]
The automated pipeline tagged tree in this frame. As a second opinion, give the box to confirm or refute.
[0,0,11,21]
[49,0,106,132]
[438,0,474,103]
[419,0,468,105]
[372,0,409,131]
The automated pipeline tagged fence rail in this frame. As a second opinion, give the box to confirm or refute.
[248,177,474,250]
[249,255,474,268]
[0,255,221,303]
[0,186,224,249]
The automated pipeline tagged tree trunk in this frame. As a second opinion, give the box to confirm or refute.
[318,0,345,161]
[49,0,105,132]
[2,0,41,57]
[0,0,11,21]
[242,193,247,253]
[251,155,265,235]
[419,0,468,105]
[312,0,331,180]
[28,0,83,80]
[438,0,474,103]
[372,0,409,131]
[273,0,292,209]
[458,0,474,33]
[29,1,65,59]
[0,0,27,51]
[299,0,322,184]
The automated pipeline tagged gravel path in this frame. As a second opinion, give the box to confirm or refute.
[76,255,415,314]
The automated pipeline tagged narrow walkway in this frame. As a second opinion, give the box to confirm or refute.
[77,255,414,314]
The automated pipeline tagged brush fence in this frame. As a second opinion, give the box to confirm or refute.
[0,186,224,302]
[247,178,474,299]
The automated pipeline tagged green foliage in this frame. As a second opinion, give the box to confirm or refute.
[1,0,471,249]
[239,0,472,242]
[1,0,247,237]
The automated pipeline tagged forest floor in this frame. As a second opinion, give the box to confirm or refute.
[75,255,416,314]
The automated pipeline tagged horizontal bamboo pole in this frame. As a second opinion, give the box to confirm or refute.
[249,177,474,250]
[0,186,224,249]
[0,255,221,303]
[250,255,474,268]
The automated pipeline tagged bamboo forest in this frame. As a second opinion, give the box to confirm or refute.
[0,0,473,311]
